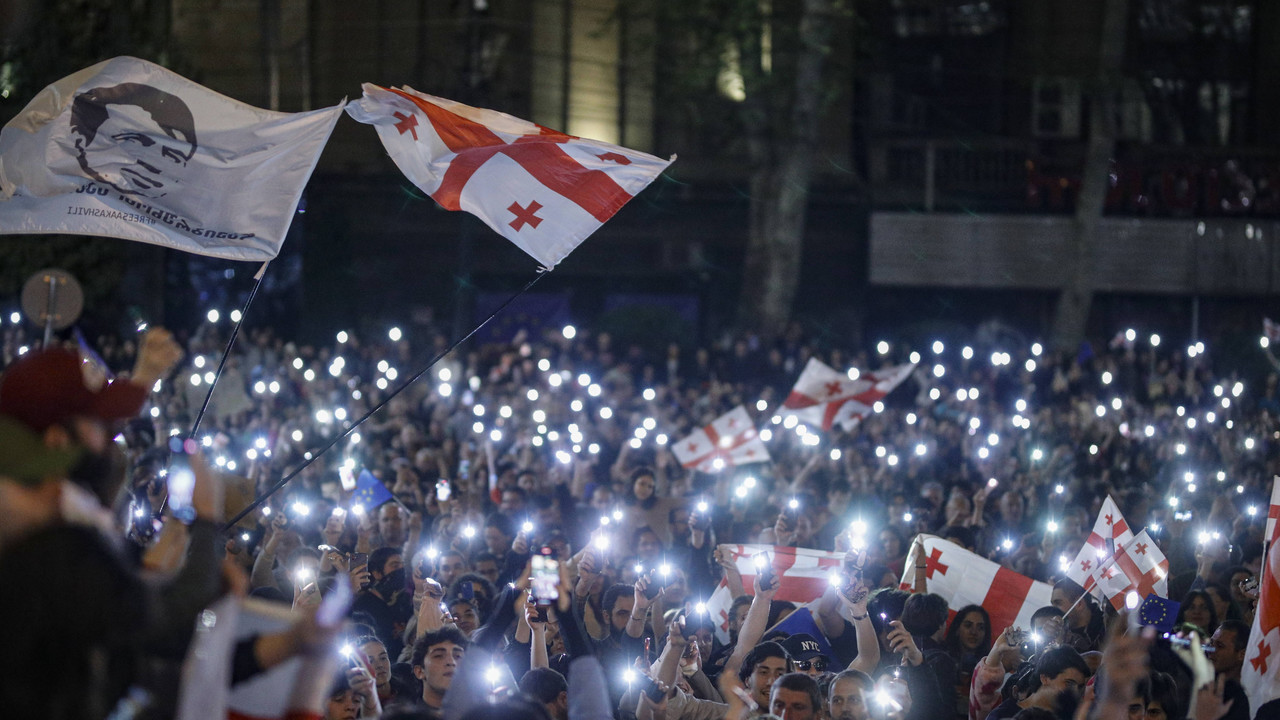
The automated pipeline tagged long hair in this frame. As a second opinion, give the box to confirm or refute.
[944,604,993,657]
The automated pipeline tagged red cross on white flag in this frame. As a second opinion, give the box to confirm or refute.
[900,535,1052,638]
[1243,506,1280,711]
[781,358,915,431]
[703,544,844,645]
[1065,495,1134,593]
[671,405,770,473]
[1094,530,1169,610]
[346,84,674,269]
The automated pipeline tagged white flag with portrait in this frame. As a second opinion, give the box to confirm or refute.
[0,56,343,261]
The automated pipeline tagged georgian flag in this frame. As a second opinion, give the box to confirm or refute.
[1064,495,1134,593]
[671,405,770,473]
[901,535,1052,638]
[1094,530,1170,611]
[781,358,915,431]
[345,84,674,269]
[1244,509,1280,713]
[0,57,342,260]
[704,544,844,645]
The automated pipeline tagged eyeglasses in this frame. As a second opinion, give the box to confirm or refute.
[796,659,828,672]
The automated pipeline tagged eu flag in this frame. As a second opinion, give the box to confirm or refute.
[352,469,393,511]
[1138,594,1180,633]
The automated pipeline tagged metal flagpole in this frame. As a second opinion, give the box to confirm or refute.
[190,262,270,437]
[222,271,546,530]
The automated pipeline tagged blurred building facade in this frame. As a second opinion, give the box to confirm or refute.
[159,0,1280,345]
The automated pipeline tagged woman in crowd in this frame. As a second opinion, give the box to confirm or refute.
[945,605,992,718]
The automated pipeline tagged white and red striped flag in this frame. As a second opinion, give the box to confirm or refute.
[1094,530,1170,611]
[1064,495,1134,593]
[671,405,770,473]
[901,535,1052,638]
[1266,475,1280,544]
[704,544,844,644]
[1243,512,1280,712]
[345,84,673,269]
[781,358,915,431]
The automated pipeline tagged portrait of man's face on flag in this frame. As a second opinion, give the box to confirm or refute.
[68,82,197,199]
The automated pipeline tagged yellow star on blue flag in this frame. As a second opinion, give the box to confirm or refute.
[1138,594,1180,633]
[353,469,393,510]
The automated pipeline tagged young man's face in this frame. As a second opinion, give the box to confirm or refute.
[1042,668,1087,699]
[829,677,869,720]
[438,553,467,585]
[748,656,789,707]
[375,552,404,581]
[1210,627,1245,674]
[414,641,465,699]
[610,594,635,633]
[474,558,500,584]
[770,686,817,720]
[75,103,192,198]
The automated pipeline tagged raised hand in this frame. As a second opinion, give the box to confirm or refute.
[886,620,923,666]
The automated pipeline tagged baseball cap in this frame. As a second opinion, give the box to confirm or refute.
[0,414,82,485]
[0,347,148,433]
[781,633,824,661]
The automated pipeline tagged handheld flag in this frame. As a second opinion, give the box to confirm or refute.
[671,405,770,473]
[345,84,674,269]
[0,56,343,261]
[1094,530,1170,611]
[1064,495,1133,593]
[704,543,844,644]
[352,469,394,511]
[1243,512,1280,712]
[901,534,1052,638]
[781,358,915,431]
[1138,594,1180,634]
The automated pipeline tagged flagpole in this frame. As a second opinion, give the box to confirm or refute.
[222,271,545,530]
[190,262,269,437]
[154,262,269,522]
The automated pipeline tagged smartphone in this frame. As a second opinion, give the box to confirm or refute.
[350,552,370,590]
[639,673,665,703]
[755,552,776,588]
[642,571,662,600]
[532,550,559,606]
[165,436,198,523]
[436,479,451,502]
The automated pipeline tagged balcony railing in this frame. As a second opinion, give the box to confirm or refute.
[871,138,1280,218]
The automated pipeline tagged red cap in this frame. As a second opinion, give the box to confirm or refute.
[0,347,148,432]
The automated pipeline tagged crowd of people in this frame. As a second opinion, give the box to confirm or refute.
[1,308,1278,720]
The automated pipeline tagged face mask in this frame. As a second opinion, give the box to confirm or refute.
[377,567,407,594]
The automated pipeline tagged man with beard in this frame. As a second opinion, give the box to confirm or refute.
[353,547,415,660]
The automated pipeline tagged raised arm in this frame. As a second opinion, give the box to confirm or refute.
[723,568,779,680]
